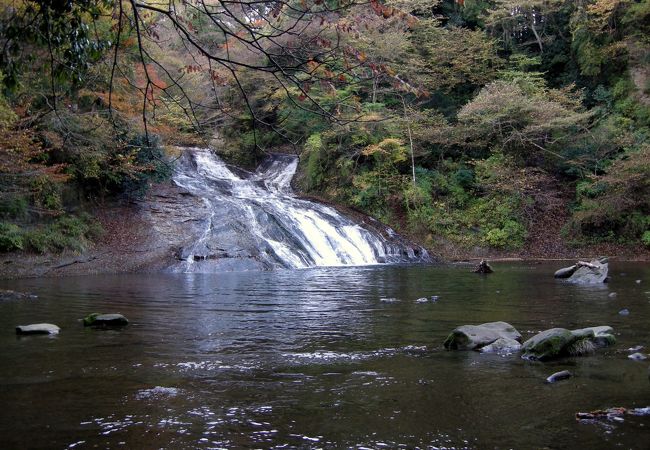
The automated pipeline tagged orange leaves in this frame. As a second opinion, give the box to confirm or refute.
[135,64,167,103]
[368,0,417,27]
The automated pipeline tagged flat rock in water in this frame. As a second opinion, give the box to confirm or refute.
[546,370,572,383]
[443,321,521,351]
[83,313,129,327]
[478,337,522,354]
[16,323,60,335]
[628,352,648,361]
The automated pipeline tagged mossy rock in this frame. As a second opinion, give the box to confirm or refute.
[571,326,616,349]
[521,328,576,361]
[83,313,128,327]
[522,326,615,360]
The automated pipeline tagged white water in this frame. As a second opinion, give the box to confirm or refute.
[171,148,425,272]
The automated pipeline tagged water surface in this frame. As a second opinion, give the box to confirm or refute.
[1,262,649,449]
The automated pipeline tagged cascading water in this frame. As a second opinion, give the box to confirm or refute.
[169,148,428,273]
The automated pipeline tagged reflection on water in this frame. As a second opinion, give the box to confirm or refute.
[1,262,650,449]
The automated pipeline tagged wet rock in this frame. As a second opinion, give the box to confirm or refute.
[546,370,572,383]
[628,352,648,361]
[83,313,129,327]
[1,289,37,301]
[629,407,650,416]
[521,326,616,361]
[554,264,578,279]
[619,308,630,316]
[478,337,522,354]
[16,323,60,335]
[626,345,644,352]
[557,258,609,283]
[415,297,428,303]
[636,279,642,284]
[521,328,576,360]
[443,321,521,351]
[473,260,493,274]
[571,326,616,349]
[608,292,617,298]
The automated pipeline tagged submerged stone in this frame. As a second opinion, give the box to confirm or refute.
[83,313,128,327]
[628,352,648,361]
[1,289,38,301]
[443,321,521,351]
[546,370,572,383]
[478,337,522,354]
[16,323,60,335]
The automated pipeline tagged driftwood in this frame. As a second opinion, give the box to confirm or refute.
[576,406,650,422]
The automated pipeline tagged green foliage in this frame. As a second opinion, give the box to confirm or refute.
[120,134,172,198]
[642,231,650,248]
[304,133,328,191]
[0,222,24,251]
[485,220,527,249]
[0,196,28,220]
[0,71,17,128]
[24,214,103,254]
[30,176,63,211]
[570,144,650,243]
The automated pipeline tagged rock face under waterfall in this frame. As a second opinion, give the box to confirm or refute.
[168,148,428,273]
[0,148,428,277]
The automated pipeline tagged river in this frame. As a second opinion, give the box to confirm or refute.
[1,262,649,449]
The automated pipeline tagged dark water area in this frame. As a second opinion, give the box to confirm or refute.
[1,262,650,449]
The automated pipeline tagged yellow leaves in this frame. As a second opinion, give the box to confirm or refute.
[586,0,625,30]
[362,138,407,164]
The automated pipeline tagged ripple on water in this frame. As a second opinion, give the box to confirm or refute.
[135,386,181,400]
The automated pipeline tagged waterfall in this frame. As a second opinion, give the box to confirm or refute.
[169,148,428,272]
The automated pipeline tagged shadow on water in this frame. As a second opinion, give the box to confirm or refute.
[1,261,649,448]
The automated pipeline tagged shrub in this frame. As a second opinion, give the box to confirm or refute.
[484,219,527,249]
[0,222,24,252]
[0,196,28,219]
[24,214,103,254]
[642,231,650,249]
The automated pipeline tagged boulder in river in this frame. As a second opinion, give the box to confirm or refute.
[16,323,60,335]
[443,321,521,351]
[521,326,615,361]
[83,313,129,327]
[554,258,608,283]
